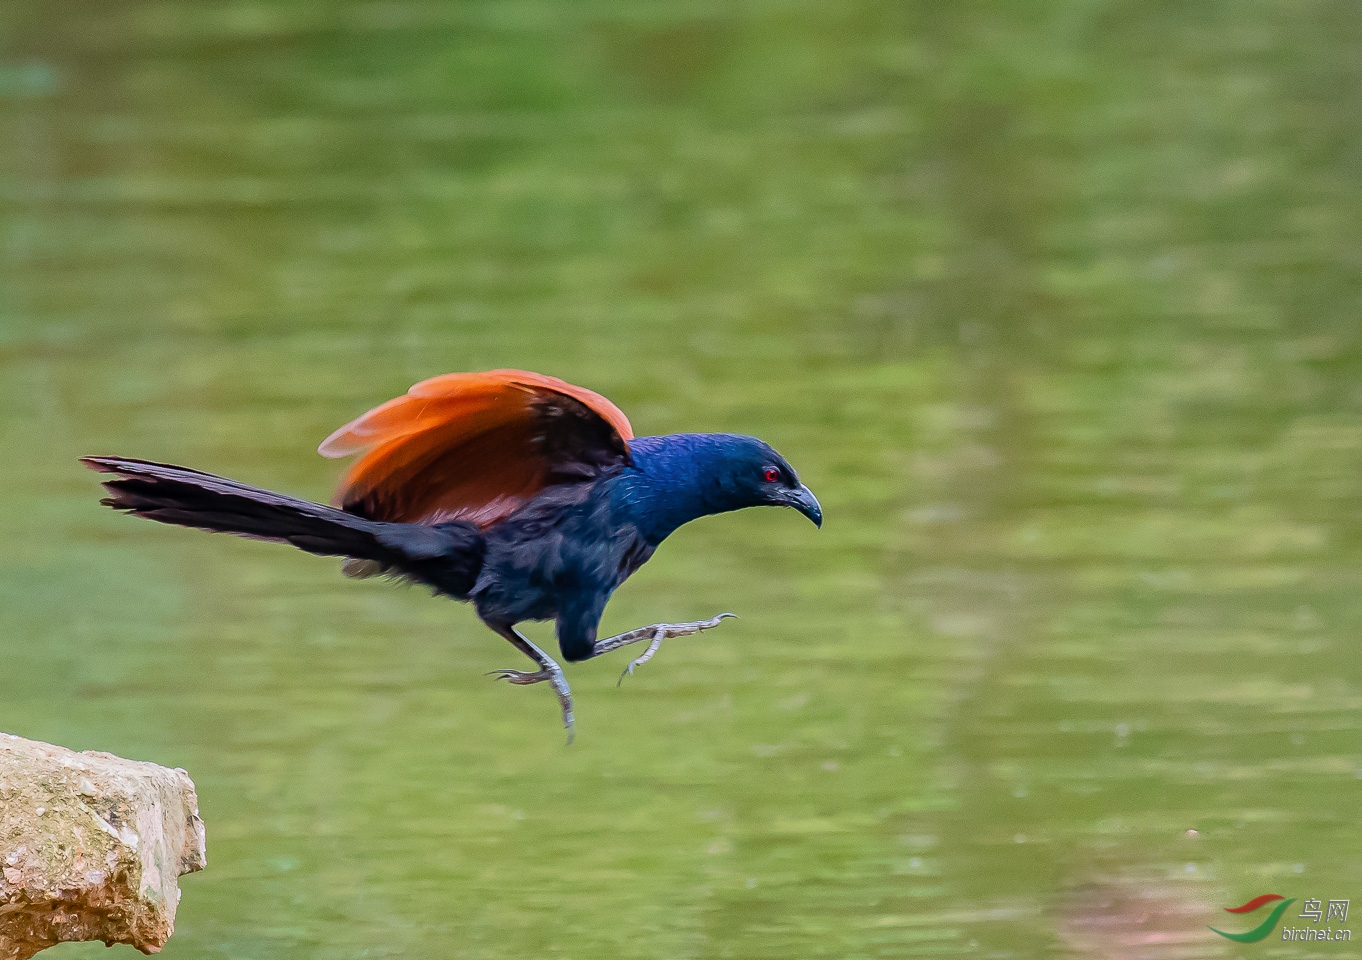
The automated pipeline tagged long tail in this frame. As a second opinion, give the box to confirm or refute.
[83,456,484,594]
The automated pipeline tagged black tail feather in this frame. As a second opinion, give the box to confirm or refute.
[82,456,484,595]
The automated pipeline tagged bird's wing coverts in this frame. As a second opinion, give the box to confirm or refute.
[319,370,633,526]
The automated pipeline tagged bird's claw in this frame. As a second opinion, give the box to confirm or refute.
[487,665,576,742]
[488,612,738,740]
[617,630,666,686]
[614,613,738,685]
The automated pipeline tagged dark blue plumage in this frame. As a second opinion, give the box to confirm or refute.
[471,434,820,662]
[85,375,820,734]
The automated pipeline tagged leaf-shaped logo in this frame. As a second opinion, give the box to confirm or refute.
[1210,895,1295,943]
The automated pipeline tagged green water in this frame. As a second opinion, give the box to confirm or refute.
[3,2,1362,957]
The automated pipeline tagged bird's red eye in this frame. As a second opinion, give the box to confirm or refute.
[763,467,780,483]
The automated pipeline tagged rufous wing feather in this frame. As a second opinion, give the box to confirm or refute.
[319,370,633,526]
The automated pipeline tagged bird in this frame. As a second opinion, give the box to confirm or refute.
[83,369,822,737]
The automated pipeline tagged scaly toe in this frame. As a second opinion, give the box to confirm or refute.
[663,613,737,640]
[618,635,665,686]
[486,668,548,685]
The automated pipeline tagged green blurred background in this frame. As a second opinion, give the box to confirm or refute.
[4,1,1362,957]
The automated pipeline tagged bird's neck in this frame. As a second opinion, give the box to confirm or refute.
[610,435,743,545]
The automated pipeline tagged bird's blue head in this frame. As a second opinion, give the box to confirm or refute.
[620,433,822,543]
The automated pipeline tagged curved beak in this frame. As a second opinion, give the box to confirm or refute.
[785,483,823,528]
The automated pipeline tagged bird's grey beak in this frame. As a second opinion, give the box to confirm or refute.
[786,483,822,528]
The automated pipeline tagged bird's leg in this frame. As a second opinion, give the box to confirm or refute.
[487,626,575,740]
[593,613,737,684]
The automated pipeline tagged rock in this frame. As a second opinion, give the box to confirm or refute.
[0,733,206,959]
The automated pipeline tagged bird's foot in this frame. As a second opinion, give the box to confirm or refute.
[487,663,575,742]
[591,613,737,684]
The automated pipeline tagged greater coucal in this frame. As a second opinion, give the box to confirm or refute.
[84,370,822,735]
